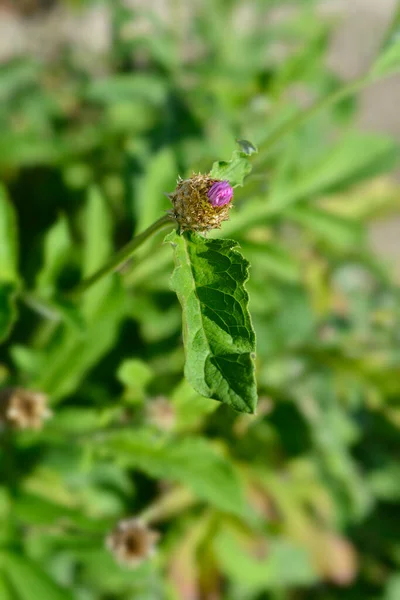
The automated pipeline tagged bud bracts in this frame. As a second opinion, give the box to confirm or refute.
[168,174,233,232]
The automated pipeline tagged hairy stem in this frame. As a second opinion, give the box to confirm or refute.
[71,213,175,296]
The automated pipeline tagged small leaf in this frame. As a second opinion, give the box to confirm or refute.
[166,230,257,414]
[117,358,153,403]
[236,139,258,156]
[210,141,256,187]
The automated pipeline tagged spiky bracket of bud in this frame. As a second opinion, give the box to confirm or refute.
[167,174,234,233]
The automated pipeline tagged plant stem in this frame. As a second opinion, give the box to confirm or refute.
[71,213,175,296]
[254,76,368,164]
[254,0,400,162]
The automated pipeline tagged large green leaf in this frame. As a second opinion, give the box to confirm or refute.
[100,429,247,517]
[166,230,257,414]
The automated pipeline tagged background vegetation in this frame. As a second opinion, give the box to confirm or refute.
[1,0,400,598]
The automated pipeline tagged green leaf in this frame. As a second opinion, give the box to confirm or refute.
[82,186,114,318]
[0,185,18,283]
[34,278,126,400]
[3,553,73,600]
[117,358,153,403]
[101,429,247,516]
[286,205,364,250]
[223,133,399,237]
[171,379,218,432]
[214,528,317,592]
[242,242,301,283]
[236,139,258,156]
[210,142,256,187]
[36,214,71,294]
[385,575,400,600]
[134,147,176,232]
[166,230,257,414]
[85,74,166,106]
[268,133,399,212]
[0,186,19,342]
[0,283,18,343]
[0,574,13,600]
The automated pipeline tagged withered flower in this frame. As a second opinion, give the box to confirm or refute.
[168,174,233,232]
[106,518,159,568]
[147,396,176,432]
[0,387,52,431]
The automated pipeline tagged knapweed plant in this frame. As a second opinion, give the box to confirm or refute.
[1,1,400,598]
[71,140,259,415]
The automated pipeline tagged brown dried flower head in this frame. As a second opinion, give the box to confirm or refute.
[147,396,176,432]
[0,387,52,431]
[168,174,234,232]
[106,518,159,568]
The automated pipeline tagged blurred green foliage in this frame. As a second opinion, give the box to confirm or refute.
[1,0,400,598]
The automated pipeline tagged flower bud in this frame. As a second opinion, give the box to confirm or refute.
[106,518,159,568]
[168,174,233,232]
[0,388,52,431]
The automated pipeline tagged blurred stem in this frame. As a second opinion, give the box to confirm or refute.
[139,486,195,524]
[379,1,400,50]
[256,0,400,162]
[70,214,175,296]
[255,76,367,164]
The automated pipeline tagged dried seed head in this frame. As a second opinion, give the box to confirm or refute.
[168,174,233,232]
[106,518,159,568]
[147,396,176,432]
[0,388,52,431]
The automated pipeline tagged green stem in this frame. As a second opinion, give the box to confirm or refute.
[71,214,175,296]
[254,76,368,164]
[254,0,400,161]
[254,0,400,162]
